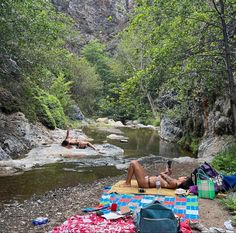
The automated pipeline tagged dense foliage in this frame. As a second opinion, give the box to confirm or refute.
[212,143,236,175]
[212,143,236,223]
[103,0,235,126]
[0,0,235,137]
[0,0,102,126]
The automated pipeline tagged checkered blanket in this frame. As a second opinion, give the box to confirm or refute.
[51,187,198,233]
[100,188,199,221]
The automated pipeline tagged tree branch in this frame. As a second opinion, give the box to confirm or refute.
[212,0,221,16]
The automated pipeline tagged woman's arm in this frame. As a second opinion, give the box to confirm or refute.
[66,130,70,139]
[160,172,177,189]
[87,142,97,150]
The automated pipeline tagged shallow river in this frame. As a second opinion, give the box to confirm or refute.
[0,127,192,204]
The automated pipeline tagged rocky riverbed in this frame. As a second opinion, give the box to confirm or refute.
[0,161,233,233]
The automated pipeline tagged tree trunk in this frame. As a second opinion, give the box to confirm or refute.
[140,82,157,118]
[214,0,236,134]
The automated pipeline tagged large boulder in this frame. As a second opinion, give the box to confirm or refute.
[160,117,182,143]
[67,105,85,121]
[0,112,52,160]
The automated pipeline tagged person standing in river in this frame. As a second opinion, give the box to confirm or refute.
[61,130,97,151]
[123,160,194,189]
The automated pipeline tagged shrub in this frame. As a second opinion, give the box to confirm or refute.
[212,143,236,175]
[40,95,66,129]
[220,194,236,226]
[178,134,199,155]
[221,194,236,211]
[35,102,56,129]
[34,88,66,129]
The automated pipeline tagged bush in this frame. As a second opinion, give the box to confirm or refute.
[40,95,66,129]
[220,194,236,226]
[212,143,236,175]
[178,134,199,155]
[35,102,56,129]
[145,113,161,126]
[34,88,66,129]
[221,194,236,211]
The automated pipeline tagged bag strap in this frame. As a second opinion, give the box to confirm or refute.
[191,168,198,185]
[197,168,211,180]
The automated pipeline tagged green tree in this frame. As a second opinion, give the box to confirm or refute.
[49,72,73,111]
[80,40,113,93]
[0,0,77,124]
[69,58,102,116]
[109,0,235,133]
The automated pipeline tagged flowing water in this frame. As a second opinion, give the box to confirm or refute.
[0,127,192,204]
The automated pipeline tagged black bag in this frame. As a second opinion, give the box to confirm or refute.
[136,201,179,233]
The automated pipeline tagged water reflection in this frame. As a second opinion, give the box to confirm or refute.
[0,164,122,204]
[83,127,191,158]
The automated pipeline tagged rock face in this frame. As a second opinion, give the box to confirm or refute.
[158,92,234,157]
[0,147,10,160]
[0,87,20,114]
[0,112,52,160]
[160,118,182,143]
[207,97,232,136]
[52,0,134,49]
[198,135,235,158]
[157,91,183,143]
[198,97,234,158]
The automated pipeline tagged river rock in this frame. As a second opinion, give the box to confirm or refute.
[107,119,124,127]
[123,120,156,130]
[96,117,109,124]
[107,134,128,140]
[0,142,124,174]
[96,126,124,135]
[173,156,197,164]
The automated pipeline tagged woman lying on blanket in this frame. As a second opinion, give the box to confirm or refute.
[123,160,193,189]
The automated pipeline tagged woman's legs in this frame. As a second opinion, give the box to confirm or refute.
[123,160,149,188]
